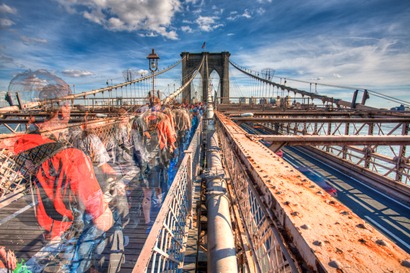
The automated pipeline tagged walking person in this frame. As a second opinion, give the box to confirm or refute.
[13,133,113,273]
[132,97,176,227]
[2,70,113,272]
[71,123,129,273]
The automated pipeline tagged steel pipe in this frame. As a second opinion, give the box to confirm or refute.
[205,89,238,273]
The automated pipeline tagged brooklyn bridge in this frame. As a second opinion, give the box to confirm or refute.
[0,51,409,273]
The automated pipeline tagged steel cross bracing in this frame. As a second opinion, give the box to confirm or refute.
[218,107,410,188]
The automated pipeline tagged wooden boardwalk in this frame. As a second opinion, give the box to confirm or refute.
[0,185,157,273]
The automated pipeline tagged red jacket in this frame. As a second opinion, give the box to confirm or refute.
[14,134,106,239]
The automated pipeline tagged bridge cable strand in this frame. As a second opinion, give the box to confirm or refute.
[230,60,345,106]
[268,75,410,107]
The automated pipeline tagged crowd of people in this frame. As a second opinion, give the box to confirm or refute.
[0,98,205,272]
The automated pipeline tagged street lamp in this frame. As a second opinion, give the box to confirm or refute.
[147,48,159,105]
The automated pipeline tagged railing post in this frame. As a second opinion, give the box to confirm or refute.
[184,149,193,213]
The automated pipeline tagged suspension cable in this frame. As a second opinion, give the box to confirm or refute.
[230,60,410,107]
[3,57,184,111]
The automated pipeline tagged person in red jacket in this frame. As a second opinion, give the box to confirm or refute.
[13,133,113,272]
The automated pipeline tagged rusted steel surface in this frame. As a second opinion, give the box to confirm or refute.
[215,111,410,273]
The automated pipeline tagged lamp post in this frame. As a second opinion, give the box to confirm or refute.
[147,48,159,106]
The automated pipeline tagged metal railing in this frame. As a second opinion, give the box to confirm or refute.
[0,148,26,199]
[132,119,203,272]
[216,119,299,273]
[0,118,123,200]
[259,117,410,184]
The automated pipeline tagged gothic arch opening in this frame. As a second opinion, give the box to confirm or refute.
[210,70,221,101]
[181,52,230,103]
[191,71,203,103]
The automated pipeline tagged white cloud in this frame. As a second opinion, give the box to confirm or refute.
[0,54,14,67]
[20,36,48,45]
[0,4,17,14]
[57,0,182,39]
[62,70,95,77]
[181,25,193,33]
[83,10,105,25]
[227,9,252,21]
[212,5,224,16]
[196,16,223,32]
[256,8,265,15]
[192,8,203,15]
[242,9,252,19]
[0,18,14,28]
[227,11,238,21]
[185,0,201,4]
[139,32,158,38]
[235,34,410,107]
[137,69,148,76]
[108,17,125,29]
[156,27,178,40]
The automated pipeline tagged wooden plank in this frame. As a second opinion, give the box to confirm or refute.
[0,185,158,272]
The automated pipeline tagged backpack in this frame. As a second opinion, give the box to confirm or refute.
[15,142,80,232]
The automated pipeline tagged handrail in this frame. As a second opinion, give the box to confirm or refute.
[132,119,203,272]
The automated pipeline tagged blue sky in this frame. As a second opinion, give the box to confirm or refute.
[1,0,409,108]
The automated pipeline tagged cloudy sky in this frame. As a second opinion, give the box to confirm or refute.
[1,0,409,108]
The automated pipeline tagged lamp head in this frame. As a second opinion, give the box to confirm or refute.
[147,49,160,72]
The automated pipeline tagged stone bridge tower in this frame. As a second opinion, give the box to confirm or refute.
[181,51,230,103]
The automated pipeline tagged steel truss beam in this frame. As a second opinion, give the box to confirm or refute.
[253,135,410,145]
[228,112,410,184]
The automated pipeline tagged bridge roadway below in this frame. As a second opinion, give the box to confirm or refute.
[282,146,410,254]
